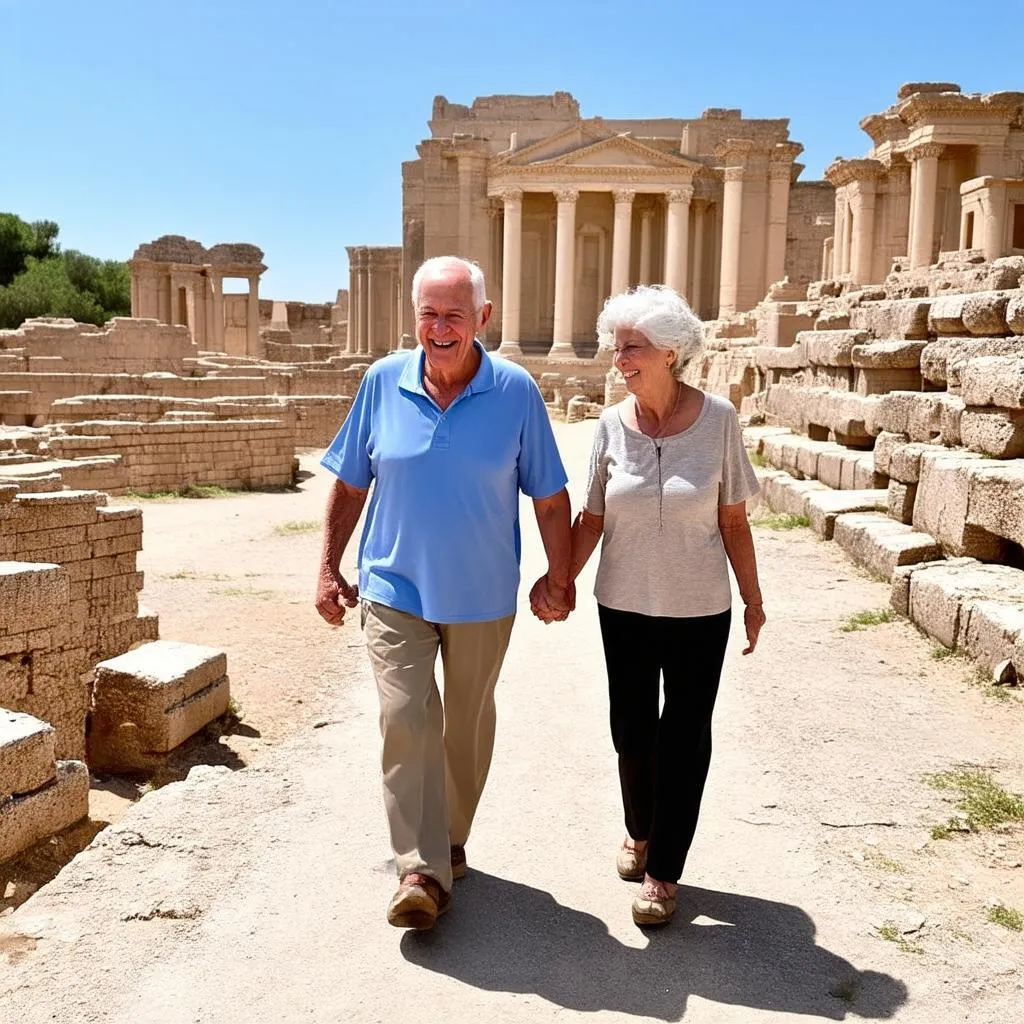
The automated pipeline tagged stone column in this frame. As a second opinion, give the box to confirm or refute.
[638,209,653,285]
[909,143,943,269]
[766,161,792,288]
[498,188,523,356]
[980,184,1008,260]
[718,167,745,315]
[664,186,693,296]
[358,257,370,355]
[610,189,634,297]
[210,272,225,351]
[246,275,260,356]
[690,201,705,317]
[365,258,376,355]
[850,178,878,285]
[550,188,578,357]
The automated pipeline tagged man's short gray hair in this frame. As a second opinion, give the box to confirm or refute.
[597,285,704,381]
[411,256,487,312]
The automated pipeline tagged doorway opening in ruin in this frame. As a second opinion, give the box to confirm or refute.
[1013,204,1024,250]
[574,224,606,347]
[177,287,189,331]
[964,211,975,250]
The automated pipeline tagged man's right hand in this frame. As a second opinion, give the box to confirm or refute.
[316,567,359,626]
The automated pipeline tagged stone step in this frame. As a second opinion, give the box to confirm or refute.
[0,710,56,801]
[0,759,89,865]
[797,330,871,368]
[804,489,889,539]
[762,475,829,518]
[849,298,932,340]
[832,512,943,582]
[892,560,1024,675]
[90,640,230,771]
[850,340,927,369]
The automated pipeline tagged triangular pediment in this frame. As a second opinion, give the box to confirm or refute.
[496,122,609,165]
[499,128,701,173]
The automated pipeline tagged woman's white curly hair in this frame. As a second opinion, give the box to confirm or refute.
[596,285,704,381]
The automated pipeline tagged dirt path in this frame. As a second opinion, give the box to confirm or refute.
[1,419,1021,1023]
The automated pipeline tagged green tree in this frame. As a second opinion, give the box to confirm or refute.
[62,250,131,316]
[0,213,60,287]
[0,256,106,329]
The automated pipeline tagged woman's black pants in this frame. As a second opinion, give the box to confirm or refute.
[597,603,732,885]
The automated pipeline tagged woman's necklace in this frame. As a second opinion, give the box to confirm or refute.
[636,383,682,449]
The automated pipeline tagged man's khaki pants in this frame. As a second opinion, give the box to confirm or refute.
[361,601,515,892]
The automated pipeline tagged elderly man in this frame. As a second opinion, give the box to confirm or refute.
[315,256,572,931]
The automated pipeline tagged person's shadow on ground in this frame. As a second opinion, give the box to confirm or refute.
[400,873,908,1020]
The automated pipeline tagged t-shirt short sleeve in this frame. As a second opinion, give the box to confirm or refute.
[583,415,610,516]
[320,372,374,489]
[517,378,569,499]
[719,404,761,506]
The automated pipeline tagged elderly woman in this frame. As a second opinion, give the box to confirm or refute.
[564,284,765,927]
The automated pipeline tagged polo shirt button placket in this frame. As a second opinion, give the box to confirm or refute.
[432,411,451,450]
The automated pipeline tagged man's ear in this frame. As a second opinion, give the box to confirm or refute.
[477,300,493,331]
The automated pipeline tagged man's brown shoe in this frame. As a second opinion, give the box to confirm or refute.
[450,844,467,881]
[386,873,451,931]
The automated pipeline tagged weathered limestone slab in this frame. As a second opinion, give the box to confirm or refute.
[889,442,943,484]
[939,394,965,447]
[0,709,55,799]
[851,341,926,369]
[90,640,230,771]
[805,489,888,540]
[0,759,89,864]
[960,407,1024,458]
[754,343,807,370]
[802,330,871,367]
[742,425,791,455]
[913,450,1007,559]
[854,454,886,489]
[961,600,1024,674]
[890,557,974,617]
[850,299,932,340]
[0,562,69,637]
[762,309,816,348]
[872,431,909,476]
[945,337,1023,391]
[833,512,943,581]
[854,368,923,396]
[903,560,1024,654]
[1007,294,1024,335]
[960,356,1024,409]
[763,475,829,518]
[961,291,1012,336]
[920,340,953,385]
[817,447,864,490]
[888,481,917,524]
[928,294,970,336]
[872,392,943,443]
[964,461,1024,548]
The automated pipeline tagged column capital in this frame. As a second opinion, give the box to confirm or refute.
[497,187,523,203]
[612,188,636,205]
[908,142,945,161]
[553,188,579,204]
[666,185,694,204]
[768,162,794,182]
[723,166,747,183]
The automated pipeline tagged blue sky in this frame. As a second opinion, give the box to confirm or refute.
[0,0,1011,302]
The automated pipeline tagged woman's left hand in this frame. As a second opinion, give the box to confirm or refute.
[743,602,766,655]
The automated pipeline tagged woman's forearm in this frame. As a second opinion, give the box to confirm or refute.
[721,520,762,605]
[569,510,603,582]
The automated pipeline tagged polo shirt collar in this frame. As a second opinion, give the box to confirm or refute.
[398,339,495,397]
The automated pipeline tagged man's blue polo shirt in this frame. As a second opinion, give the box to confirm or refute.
[320,342,568,624]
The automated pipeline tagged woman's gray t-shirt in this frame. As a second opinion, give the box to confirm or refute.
[584,392,760,618]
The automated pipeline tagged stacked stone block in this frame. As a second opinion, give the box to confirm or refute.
[0,708,88,864]
[47,419,296,493]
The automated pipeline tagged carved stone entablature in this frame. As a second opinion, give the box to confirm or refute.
[898,90,1024,128]
[666,186,694,204]
[488,162,698,187]
[714,137,755,164]
[907,142,945,162]
[860,112,908,147]
[612,189,636,204]
[553,188,579,203]
[825,157,885,187]
[770,141,804,165]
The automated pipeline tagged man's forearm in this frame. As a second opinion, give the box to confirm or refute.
[533,489,572,588]
[321,478,369,574]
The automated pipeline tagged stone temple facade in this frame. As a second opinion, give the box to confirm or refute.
[343,93,834,355]
[825,83,1024,285]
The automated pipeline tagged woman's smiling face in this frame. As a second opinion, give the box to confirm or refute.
[612,326,676,395]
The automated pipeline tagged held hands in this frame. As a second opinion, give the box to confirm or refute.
[742,601,766,655]
[315,566,359,626]
[529,574,575,624]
